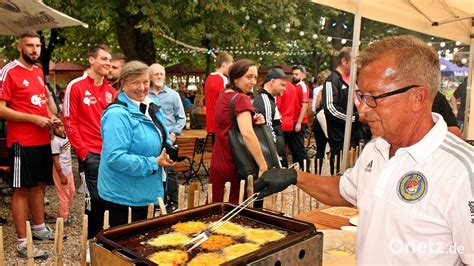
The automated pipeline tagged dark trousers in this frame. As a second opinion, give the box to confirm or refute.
[80,152,104,239]
[285,124,309,171]
[165,167,178,203]
[101,199,148,228]
[312,123,328,160]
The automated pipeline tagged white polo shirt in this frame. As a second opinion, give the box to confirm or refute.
[339,113,473,265]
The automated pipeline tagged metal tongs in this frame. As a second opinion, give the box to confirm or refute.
[183,192,260,252]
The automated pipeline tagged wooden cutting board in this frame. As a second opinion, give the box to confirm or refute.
[295,207,356,230]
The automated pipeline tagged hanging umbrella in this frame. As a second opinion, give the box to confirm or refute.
[0,0,88,35]
[311,0,474,169]
[440,58,469,77]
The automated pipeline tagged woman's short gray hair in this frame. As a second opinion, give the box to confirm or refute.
[119,61,149,88]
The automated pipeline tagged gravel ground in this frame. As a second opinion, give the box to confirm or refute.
[1,157,86,265]
[0,145,331,265]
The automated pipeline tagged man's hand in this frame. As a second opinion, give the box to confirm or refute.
[254,168,297,199]
[253,113,265,125]
[33,115,53,128]
[294,123,302,132]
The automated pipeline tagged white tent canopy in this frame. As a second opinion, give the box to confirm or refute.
[0,0,88,35]
[312,0,474,169]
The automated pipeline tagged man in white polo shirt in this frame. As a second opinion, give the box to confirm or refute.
[255,35,473,265]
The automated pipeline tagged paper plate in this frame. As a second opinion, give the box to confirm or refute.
[349,216,359,226]
[340,226,357,232]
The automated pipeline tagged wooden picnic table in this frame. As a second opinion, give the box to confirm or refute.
[179,129,207,139]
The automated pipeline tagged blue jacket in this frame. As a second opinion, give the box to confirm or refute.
[98,92,171,206]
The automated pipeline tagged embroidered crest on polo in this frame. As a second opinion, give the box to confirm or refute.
[397,171,428,203]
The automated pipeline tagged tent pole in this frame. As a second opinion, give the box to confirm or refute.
[341,0,362,172]
[464,18,474,140]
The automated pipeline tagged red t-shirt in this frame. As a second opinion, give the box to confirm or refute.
[294,81,310,124]
[63,74,116,159]
[204,72,227,133]
[209,91,254,204]
[0,60,50,147]
[276,82,297,132]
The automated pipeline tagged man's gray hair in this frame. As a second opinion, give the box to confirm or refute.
[358,35,440,98]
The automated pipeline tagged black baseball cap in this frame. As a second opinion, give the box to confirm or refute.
[292,65,307,73]
[263,68,291,84]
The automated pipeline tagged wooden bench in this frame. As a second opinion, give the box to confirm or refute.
[175,137,200,185]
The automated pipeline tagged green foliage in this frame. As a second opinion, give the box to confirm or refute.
[0,0,457,76]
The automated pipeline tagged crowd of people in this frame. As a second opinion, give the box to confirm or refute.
[0,30,471,265]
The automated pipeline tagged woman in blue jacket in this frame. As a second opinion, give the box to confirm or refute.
[98,61,175,227]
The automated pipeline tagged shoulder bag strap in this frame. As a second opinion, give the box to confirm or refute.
[229,93,240,132]
[148,102,167,145]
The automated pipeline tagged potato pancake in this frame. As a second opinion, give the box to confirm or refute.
[147,249,188,266]
[211,221,244,237]
[223,243,260,261]
[187,252,226,266]
[171,221,208,235]
[244,228,285,245]
[200,235,234,251]
[148,232,190,247]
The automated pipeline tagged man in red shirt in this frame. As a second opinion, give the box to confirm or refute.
[107,53,127,90]
[0,31,60,259]
[276,77,297,168]
[204,52,233,143]
[289,65,309,170]
[63,44,116,239]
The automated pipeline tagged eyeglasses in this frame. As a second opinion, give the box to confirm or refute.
[355,84,419,108]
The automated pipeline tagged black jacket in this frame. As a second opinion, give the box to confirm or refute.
[322,70,361,151]
[253,89,284,155]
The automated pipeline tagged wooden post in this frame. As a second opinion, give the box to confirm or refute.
[292,186,298,217]
[223,182,231,203]
[26,221,33,266]
[81,215,88,266]
[281,190,287,215]
[238,180,246,204]
[0,226,4,266]
[207,184,213,204]
[246,175,254,208]
[128,207,132,224]
[178,185,186,210]
[157,197,167,215]
[272,194,278,211]
[298,188,303,213]
[303,159,307,172]
[187,182,201,209]
[103,210,110,230]
[263,196,272,210]
[147,203,154,219]
[54,218,64,266]
[193,190,200,207]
